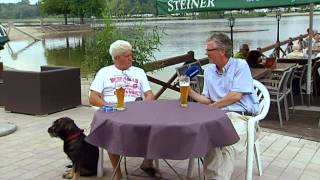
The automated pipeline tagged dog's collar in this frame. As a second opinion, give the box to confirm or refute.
[65,129,84,141]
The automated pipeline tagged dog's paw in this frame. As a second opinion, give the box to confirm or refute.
[62,170,73,179]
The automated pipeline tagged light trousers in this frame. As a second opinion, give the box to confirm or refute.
[204,112,252,180]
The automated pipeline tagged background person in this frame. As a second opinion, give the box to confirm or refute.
[234,43,250,59]
[189,33,258,180]
[285,42,305,59]
[89,40,155,180]
[246,50,265,68]
[285,37,294,54]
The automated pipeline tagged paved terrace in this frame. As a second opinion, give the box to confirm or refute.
[0,106,320,180]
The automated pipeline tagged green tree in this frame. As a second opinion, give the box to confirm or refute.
[71,0,105,24]
[40,0,72,24]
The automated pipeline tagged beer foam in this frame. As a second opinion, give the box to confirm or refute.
[179,82,190,86]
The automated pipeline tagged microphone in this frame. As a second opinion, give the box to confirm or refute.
[185,65,201,79]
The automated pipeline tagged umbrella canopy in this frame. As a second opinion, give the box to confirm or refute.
[157,0,320,15]
[157,0,319,98]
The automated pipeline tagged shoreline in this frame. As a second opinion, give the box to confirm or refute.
[7,25,93,41]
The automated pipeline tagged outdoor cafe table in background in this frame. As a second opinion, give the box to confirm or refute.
[272,63,297,72]
[251,68,271,80]
[86,99,240,178]
[277,57,320,65]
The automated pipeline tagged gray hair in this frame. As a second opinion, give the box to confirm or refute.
[292,42,301,51]
[240,44,249,50]
[109,40,132,61]
[207,33,232,58]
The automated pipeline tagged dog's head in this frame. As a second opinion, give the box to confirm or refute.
[48,117,80,140]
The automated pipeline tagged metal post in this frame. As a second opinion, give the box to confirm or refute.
[276,18,280,43]
[276,11,281,58]
[231,25,234,55]
[307,3,314,106]
[228,16,235,56]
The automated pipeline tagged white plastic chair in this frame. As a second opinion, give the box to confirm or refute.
[246,80,270,180]
[186,80,270,180]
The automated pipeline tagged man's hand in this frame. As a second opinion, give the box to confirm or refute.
[144,90,154,100]
[188,87,212,105]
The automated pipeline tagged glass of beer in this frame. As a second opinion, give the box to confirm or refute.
[115,81,126,111]
[179,76,190,108]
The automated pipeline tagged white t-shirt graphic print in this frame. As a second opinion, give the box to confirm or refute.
[90,65,151,104]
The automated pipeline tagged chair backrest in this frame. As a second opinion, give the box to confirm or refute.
[196,75,204,93]
[312,60,320,77]
[287,66,298,90]
[176,61,203,79]
[277,69,292,94]
[253,80,270,119]
[299,64,308,86]
[176,61,204,93]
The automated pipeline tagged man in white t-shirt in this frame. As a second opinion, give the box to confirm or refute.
[89,40,155,180]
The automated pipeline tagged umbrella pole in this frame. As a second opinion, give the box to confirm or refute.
[307,3,314,106]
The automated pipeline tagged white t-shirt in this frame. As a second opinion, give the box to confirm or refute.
[90,65,151,103]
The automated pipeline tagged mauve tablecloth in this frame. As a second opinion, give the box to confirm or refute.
[86,99,239,160]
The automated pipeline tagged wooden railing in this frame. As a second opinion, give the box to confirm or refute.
[145,51,196,99]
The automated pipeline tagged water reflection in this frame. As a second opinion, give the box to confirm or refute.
[0,34,91,75]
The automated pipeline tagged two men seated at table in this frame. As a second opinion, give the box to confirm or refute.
[234,43,250,59]
[89,40,156,180]
[189,33,259,180]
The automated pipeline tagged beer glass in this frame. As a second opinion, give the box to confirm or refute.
[115,81,126,111]
[179,76,190,107]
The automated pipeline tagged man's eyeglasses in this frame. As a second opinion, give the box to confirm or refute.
[206,48,219,52]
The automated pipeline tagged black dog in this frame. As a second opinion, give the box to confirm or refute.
[48,117,99,180]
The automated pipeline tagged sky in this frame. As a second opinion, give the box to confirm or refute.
[0,0,38,4]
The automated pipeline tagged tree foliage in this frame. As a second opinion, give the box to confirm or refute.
[0,1,40,19]
[40,0,72,24]
[40,0,105,24]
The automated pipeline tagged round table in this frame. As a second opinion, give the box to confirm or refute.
[86,99,239,160]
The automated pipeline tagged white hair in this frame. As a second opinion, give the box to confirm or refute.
[109,40,132,61]
[292,42,301,51]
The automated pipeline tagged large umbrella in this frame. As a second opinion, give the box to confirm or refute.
[157,0,320,103]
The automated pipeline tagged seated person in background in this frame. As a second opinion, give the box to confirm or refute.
[189,33,259,180]
[298,34,308,49]
[256,47,266,58]
[246,50,265,68]
[89,40,156,180]
[234,43,250,59]
[269,41,285,58]
[312,34,320,49]
[285,42,305,59]
[285,37,294,54]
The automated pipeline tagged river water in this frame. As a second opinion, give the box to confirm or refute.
[1,15,319,98]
